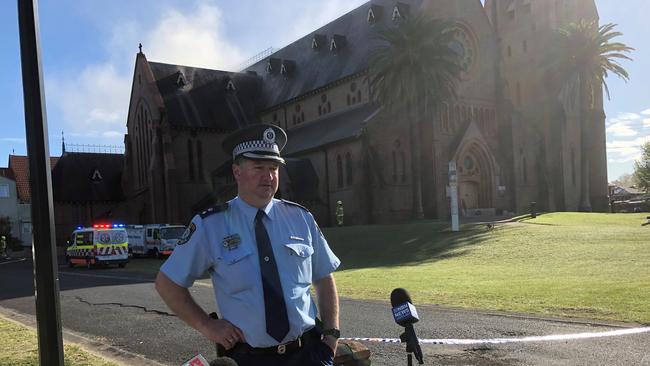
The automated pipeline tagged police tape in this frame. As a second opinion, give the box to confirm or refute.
[340,326,650,345]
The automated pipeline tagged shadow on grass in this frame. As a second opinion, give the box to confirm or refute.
[324,220,502,270]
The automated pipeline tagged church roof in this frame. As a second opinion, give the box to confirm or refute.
[51,153,124,202]
[245,0,423,109]
[283,104,380,156]
[148,61,264,131]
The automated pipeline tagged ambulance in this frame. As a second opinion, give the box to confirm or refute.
[125,224,186,258]
[65,224,130,268]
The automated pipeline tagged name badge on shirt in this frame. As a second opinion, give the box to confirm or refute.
[290,235,304,241]
[222,234,241,251]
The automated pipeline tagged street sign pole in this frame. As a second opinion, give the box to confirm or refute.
[17,0,65,364]
[449,162,459,232]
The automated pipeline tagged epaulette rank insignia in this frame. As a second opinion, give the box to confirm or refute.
[200,203,229,219]
[281,199,309,212]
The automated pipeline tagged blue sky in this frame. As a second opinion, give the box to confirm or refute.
[0,0,647,182]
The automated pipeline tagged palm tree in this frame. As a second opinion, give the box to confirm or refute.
[555,20,633,211]
[369,15,462,219]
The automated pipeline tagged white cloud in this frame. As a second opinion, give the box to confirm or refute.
[143,3,245,70]
[46,1,244,146]
[607,136,650,163]
[0,138,26,143]
[644,119,650,128]
[617,112,641,121]
[606,121,638,137]
[641,109,650,116]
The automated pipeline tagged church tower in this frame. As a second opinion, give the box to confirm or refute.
[487,0,606,212]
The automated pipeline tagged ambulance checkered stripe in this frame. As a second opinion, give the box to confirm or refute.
[96,246,127,256]
[67,248,93,257]
[233,140,279,159]
[67,246,127,257]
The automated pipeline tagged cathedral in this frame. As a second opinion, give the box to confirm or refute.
[120,0,606,228]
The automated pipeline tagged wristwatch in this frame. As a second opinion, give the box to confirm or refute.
[322,328,341,339]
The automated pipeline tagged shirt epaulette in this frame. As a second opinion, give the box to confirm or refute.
[281,199,310,212]
[200,203,229,218]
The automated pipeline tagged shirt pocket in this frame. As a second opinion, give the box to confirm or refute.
[283,243,314,285]
[216,247,255,295]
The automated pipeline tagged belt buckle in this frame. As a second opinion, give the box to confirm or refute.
[277,344,286,355]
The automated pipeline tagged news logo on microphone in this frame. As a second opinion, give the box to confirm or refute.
[392,302,419,326]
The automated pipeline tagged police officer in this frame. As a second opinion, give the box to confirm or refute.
[155,124,341,366]
[0,235,7,259]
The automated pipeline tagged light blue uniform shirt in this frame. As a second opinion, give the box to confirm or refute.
[160,197,341,347]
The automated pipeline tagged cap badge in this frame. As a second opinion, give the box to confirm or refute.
[263,128,276,144]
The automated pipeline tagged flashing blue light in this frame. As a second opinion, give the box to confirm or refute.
[76,226,83,230]
[112,224,125,228]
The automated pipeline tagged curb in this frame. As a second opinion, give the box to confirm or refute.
[0,306,167,366]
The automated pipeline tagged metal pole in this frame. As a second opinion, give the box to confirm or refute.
[16,0,65,365]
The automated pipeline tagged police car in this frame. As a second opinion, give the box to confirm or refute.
[65,224,130,268]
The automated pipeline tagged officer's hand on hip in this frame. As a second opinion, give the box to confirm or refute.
[199,317,245,350]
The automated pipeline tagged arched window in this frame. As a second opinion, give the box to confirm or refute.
[522,157,528,184]
[188,139,195,181]
[400,151,406,182]
[392,150,397,183]
[345,152,353,186]
[336,155,343,188]
[196,140,203,181]
[571,147,576,186]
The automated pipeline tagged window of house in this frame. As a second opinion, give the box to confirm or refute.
[0,184,9,198]
[400,151,406,183]
[187,139,195,181]
[507,45,512,57]
[516,82,522,106]
[336,155,343,188]
[508,10,515,20]
[523,40,528,53]
[22,223,31,234]
[345,152,353,186]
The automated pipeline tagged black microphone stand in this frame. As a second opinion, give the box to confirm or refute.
[400,329,424,365]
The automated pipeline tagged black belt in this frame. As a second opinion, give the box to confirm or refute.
[231,329,317,356]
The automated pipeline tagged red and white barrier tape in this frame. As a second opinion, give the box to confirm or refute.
[341,326,650,345]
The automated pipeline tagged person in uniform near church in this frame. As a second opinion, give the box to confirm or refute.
[0,235,7,259]
[155,124,341,366]
[335,201,344,227]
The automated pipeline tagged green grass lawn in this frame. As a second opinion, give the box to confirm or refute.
[325,213,650,324]
[0,317,118,366]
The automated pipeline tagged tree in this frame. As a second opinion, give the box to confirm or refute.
[369,15,462,219]
[611,172,637,189]
[555,21,633,211]
[634,142,650,193]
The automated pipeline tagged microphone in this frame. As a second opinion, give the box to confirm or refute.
[390,288,424,365]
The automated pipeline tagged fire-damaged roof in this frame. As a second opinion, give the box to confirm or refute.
[51,153,125,202]
[244,0,423,109]
[283,104,380,156]
[148,61,264,130]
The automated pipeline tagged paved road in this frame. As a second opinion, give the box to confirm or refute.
[1,258,649,366]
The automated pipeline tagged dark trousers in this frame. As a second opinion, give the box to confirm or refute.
[227,330,334,366]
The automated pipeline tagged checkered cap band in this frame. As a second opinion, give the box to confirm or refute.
[233,140,280,160]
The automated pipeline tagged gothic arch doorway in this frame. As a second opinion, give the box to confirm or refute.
[456,138,498,216]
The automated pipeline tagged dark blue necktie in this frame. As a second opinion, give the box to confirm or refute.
[254,210,290,342]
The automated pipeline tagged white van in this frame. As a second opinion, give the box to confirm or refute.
[66,224,129,268]
[126,224,186,258]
